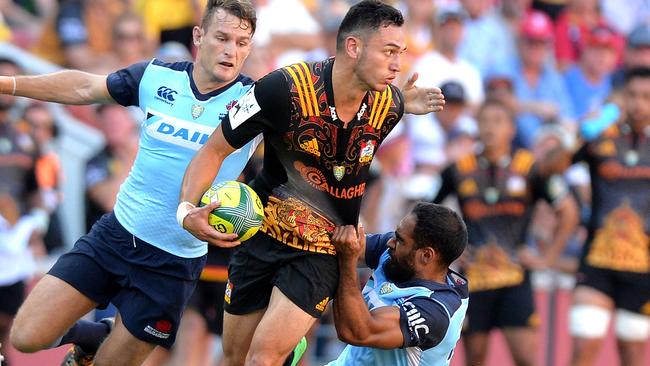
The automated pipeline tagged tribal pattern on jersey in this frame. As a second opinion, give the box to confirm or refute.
[436,150,567,291]
[581,124,650,273]
[259,58,404,255]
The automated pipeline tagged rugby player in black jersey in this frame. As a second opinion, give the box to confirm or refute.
[178,1,444,365]
[434,98,579,366]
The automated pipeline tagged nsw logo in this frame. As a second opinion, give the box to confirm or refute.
[156,86,178,105]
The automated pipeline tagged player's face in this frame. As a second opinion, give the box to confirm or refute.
[355,25,406,92]
[625,77,650,125]
[383,214,417,283]
[478,104,515,151]
[195,9,253,84]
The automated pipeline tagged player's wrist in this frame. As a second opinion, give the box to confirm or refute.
[0,76,16,95]
[176,201,196,228]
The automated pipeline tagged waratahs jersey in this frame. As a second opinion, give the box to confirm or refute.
[328,233,469,366]
[106,59,260,258]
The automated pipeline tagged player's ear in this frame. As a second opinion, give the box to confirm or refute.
[420,247,435,265]
[192,26,203,46]
[345,36,361,59]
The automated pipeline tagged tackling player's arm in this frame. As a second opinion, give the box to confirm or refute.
[331,226,448,349]
[401,72,445,115]
[179,70,291,247]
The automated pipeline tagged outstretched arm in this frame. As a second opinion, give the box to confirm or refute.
[0,71,113,105]
[331,225,405,349]
[401,73,445,115]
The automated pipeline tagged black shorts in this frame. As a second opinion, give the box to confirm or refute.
[0,280,25,316]
[48,213,206,349]
[187,280,227,335]
[224,232,339,319]
[576,261,650,314]
[465,273,537,333]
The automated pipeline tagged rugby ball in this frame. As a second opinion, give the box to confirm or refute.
[200,181,264,241]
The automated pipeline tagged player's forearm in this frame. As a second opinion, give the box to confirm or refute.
[546,197,580,264]
[333,259,375,343]
[180,146,223,205]
[0,71,112,105]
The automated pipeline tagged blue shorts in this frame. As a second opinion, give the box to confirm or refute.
[48,212,206,348]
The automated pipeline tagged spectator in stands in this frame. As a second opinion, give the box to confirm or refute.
[503,10,575,148]
[0,193,45,366]
[84,104,138,232]
[554,0,623,71]
[135,0,204,52]
[102,12,154,72]
[564,25,618,119]
[0,0,56,48]
[22,103,64,254]
[458,0,510,77]
[31,0,128,69]
[601,0,650,35]
[412,5,484,109]
[407,81,477,176]
[612,24,650,89]
[0,58,34,211]
[400,0,436,78]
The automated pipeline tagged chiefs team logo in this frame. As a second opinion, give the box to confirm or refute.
[333,165,345,181]
[359,140,376,164]
[224,280,233,304]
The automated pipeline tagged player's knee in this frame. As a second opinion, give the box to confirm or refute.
[569,304,611,339]
[247,353,284,366]
[221,352,246,366]
[615,309,650,341]
[9,324,47,353]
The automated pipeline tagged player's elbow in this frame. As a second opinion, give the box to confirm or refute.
[336,325,372,346]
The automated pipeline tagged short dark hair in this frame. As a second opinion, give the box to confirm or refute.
[336,0,404,52]
[624,67,650,84]
[411,202,467,267]
[201,0,257,35]
[477,97,515,122]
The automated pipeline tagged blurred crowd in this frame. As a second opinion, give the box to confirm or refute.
[1,0,649,365]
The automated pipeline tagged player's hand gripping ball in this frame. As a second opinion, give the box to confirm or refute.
[200,181,264,241]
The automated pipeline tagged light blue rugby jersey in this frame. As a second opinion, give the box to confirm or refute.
[106,59,260,258]
[328,233,469,366]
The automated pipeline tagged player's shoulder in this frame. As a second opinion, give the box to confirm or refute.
[511,149,536,176]
[455,153,478,174]
[149,58,192,73]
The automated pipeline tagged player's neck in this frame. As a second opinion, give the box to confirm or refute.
[331,58,367,107]
[417,268,448,285]
[192,65,235,94]
[483,146,510,164]
[630,119,650,135]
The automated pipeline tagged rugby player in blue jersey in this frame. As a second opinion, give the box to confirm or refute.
[328,203,469,366]
[1,1,259,365]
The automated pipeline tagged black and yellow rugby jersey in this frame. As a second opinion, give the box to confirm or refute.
[434,150,570,291]
[574,123,650,273]
[222,58,404,254]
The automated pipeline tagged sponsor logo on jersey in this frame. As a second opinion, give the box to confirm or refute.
[357,103,367,121]
[144,319,172,339]
[315,296,330,312]
[145,108,214,150]
[191,104,205,119]
[329,106,338,121]
[300,137,321,157]
[156,86,178,105]
[229,86,261,129]
[402,301,430,340]
[333,165,345,181]
[359,140,376,164]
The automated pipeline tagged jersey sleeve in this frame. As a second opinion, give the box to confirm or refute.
[364,233,393,269]
[106,61,149,107]
[433,165,455,203]
[398,297,450,350]
[530,166,570,207]
[221,70,291,149]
